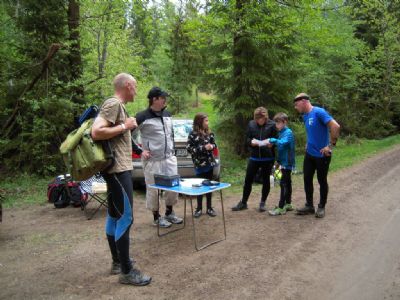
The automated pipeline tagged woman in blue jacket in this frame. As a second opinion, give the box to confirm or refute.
[267,112,295,216]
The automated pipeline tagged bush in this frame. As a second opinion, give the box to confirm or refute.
[290,121,306,155]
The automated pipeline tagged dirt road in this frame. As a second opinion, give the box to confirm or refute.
[1,146,400,300]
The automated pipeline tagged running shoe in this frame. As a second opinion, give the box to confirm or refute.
[268,207,286,216]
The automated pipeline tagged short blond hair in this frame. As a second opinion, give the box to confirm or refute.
[113,73,136,90]
[254,107,268,120]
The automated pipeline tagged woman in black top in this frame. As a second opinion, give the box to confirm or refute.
[186,113,218,217]
[232,107,277,212]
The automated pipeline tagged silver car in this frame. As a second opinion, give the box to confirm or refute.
[131,119,220,185]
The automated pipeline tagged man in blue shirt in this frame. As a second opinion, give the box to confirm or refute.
[294,93,340,218]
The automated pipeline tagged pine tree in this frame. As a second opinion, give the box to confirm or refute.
[202,0,298,155]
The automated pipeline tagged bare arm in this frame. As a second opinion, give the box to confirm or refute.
[91,116,137,141]
[320,119,341,156]
[328,119,340,145]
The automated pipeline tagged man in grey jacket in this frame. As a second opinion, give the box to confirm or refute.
[135,87,183,228]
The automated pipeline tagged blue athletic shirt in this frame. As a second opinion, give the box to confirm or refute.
[303,106,333,158]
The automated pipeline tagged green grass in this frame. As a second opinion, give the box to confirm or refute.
[173,92,218,127]
[0,174,51,208]
[327,135,400,172]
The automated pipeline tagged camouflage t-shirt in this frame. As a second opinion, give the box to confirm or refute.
[99,97,132,174]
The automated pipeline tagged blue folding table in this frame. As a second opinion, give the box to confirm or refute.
[148,182,231,251]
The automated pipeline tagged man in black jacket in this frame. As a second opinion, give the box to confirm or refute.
[232,107,277,212]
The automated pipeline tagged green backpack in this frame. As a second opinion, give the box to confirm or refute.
[59,119,114,181]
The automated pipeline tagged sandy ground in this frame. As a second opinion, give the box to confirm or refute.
[1,146,400,300]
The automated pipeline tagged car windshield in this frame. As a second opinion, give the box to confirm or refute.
[132,119,193,143]
[173,120,193,141]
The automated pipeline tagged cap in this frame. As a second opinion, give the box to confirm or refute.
[147,87,169,99]
[293,93,310,102]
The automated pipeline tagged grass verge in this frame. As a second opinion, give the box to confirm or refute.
[220,134,400,188]
[0,174,51,209]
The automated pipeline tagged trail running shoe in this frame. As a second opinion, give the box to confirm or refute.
[153,216,172,228]
[110,258,136,275]
[296,205,315,215]
[315,207,325,218]
[193,208,202,218]
[259,202,267,212]
[110,261,121,275]
[206,208,217,217]
[232,201,248,211]
[283,203,294,211]
[119,268,152,286]
[268,207,286,216]
[165,211,183,224]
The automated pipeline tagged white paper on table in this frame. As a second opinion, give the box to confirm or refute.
[179,178,206,187]
[252,139,268,146]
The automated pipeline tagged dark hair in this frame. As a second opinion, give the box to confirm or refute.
[147,87,169,106]
[193,113,210,136]
[273,112,288,123]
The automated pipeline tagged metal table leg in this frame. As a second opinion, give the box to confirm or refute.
[83,193,108,220]
[190,189,227,251]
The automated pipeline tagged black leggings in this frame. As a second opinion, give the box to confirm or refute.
[196,168,214,210]
[242,159,274,204]
[303,153,331,208]
[278,169,292,209]
[103,171,133,274]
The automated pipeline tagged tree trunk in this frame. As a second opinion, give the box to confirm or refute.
[98,2,113,83]
[232,0,248,156]
[195,86,199,107]
[68,0,84,104]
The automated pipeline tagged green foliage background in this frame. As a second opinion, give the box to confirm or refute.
[1,0,400,177]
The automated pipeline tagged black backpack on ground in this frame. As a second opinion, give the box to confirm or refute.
[47,176,65,204]
[68,182,83,207]
[54,187,70,208]
[48,175,83,208]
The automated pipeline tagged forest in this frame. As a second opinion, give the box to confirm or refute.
[0,0,399,176]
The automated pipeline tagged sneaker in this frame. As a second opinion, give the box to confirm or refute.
[296,205,315,215]
[119,268,152,286]
[315,207,325,218]
[232,201,248,211]
[111,261,121,275]
[153,216,172,228]
[206,208,217,217]
[268,207,286,216]
[111,258,136,275]
[165,211,183,224]
[283,203,294,211]
[193,208,202,218]
[259,202,267,212]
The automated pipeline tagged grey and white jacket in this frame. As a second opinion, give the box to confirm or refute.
[134,107,175,161]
